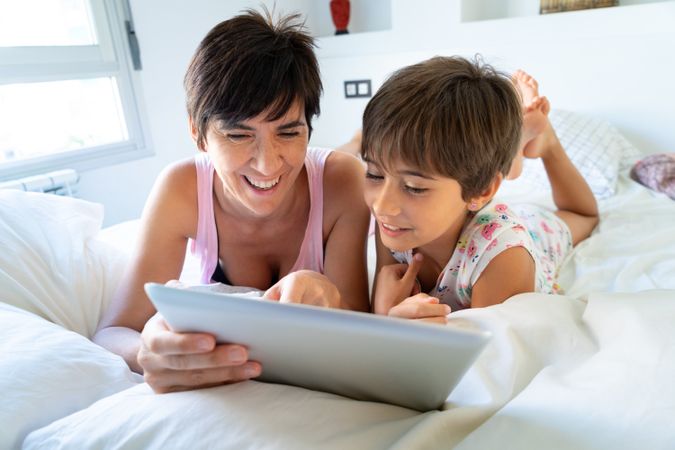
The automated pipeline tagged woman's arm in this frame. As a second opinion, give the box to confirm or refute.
[94,161,194,369]
[93,160,260,391]
[321,151,371,312]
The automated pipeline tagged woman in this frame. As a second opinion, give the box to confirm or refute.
[93,9,370,393]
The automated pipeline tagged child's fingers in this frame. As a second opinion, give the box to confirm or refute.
[389,295,451,320]
[401,253,424,285]
[415,316,449,325]
[400,293,439,305]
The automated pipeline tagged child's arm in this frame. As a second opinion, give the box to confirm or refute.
[371,228,414,314]
[470,246,536,308]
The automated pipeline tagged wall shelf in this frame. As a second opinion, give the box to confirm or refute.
[460,0,671,22]
[305,0,391,38]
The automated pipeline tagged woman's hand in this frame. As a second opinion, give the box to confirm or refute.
[137,313,262,393]
[263,270,341,308]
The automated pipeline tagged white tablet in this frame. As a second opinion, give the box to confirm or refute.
[144,282,491,412]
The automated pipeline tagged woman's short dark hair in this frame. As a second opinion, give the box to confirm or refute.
[361,56,522,201]
[184,8,322,149]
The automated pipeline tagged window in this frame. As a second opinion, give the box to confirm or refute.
[0,0,151,180]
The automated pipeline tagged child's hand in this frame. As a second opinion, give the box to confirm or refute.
[372,253,424,315]
[388,294,451,325]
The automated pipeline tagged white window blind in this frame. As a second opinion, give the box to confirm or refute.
[0,0,152,180]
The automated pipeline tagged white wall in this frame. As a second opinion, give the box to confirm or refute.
[311,1,675,156]
[76,0,675,226]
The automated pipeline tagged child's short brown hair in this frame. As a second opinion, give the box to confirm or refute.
[361,56,522,200]
[184,8,322,150]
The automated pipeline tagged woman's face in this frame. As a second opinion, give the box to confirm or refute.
[199,101,309,218]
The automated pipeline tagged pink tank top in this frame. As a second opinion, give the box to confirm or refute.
[189,147,331,284]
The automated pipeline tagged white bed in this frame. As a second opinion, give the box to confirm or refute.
[2,111,674,449]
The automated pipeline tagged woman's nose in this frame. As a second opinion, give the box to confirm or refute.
[251,139,282,175]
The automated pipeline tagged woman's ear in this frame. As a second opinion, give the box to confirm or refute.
[189,117,206,152]
[468,173,503,211]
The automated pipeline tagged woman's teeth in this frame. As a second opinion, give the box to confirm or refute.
[245,176,280,190]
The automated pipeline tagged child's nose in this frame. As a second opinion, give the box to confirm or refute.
[372,184,401,217]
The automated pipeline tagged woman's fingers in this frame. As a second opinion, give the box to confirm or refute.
[263,270,339,308]
[147,361,262,394]
[138,313,263,393]
[142,313,215,356]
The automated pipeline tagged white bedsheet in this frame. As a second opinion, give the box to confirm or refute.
[2,173,674,449]
[20,291,675,450]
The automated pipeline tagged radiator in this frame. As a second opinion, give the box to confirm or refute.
[0,169,79,197]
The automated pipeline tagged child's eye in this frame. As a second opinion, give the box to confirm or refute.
[404,185,428,195]
[365,172,384,181]
[227,133,251,142]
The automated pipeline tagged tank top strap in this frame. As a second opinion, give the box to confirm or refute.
[189,153,219,284]
[289,147,331,273]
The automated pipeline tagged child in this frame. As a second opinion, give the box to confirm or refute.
[93,9,370,393]
[362,56,598,323]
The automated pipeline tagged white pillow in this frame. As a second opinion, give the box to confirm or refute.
[519,109,642,199]
[0,190,126,337]
[23,376,423,449]
[98,218,203,285]
[0,303,141,450]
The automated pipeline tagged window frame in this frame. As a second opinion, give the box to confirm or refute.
[0,0,152,181]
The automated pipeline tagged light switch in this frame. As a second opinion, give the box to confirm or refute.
[344,79,372,98]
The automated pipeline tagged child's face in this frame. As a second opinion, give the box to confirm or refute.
[198,101,309,218]
[363,159,471,253]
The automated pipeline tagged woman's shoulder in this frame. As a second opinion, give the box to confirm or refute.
[152,157,199,196]
[322,150,364,192]
[159,156,198,180]
[319,148,369,227]
[145,157,199,233]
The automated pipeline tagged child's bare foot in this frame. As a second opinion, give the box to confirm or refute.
[509,92,548,179]
[507,71,554,179]
[513,69,550,142]
[512,69,540,109]
[335,128,362,157]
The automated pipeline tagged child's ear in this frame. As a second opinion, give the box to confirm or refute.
[468,174,503,211]
[189,117,206,152]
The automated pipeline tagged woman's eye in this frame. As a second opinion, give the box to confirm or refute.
[365,172,383,181]
[279,131,300,138]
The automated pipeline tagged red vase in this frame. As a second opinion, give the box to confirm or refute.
[330,0,350,35]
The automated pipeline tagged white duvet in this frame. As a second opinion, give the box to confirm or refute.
[2,172,675,450]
